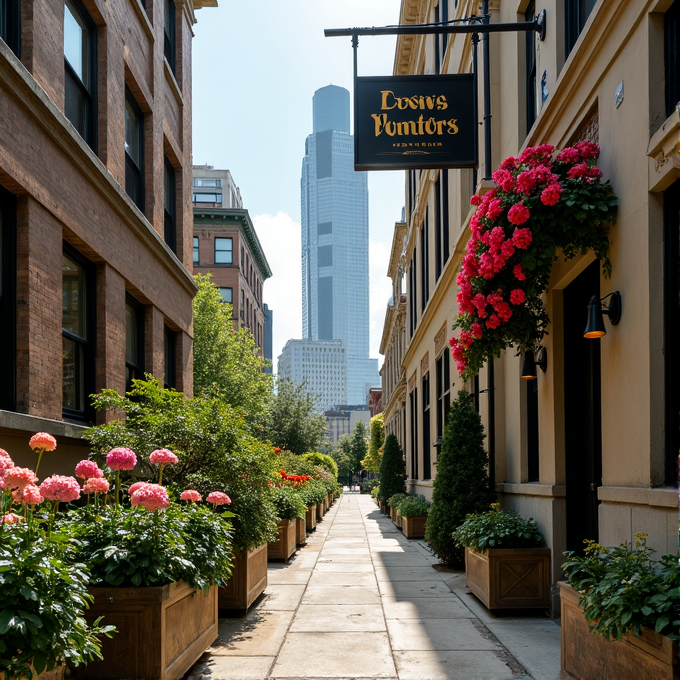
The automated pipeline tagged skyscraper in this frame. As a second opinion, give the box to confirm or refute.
[301,85,379,404]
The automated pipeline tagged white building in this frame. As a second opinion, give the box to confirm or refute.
[277,339,348,412]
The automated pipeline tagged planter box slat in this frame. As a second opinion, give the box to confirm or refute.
[268,518,297,561]
[402,515,426,539]
[218,544,268,612]
[305,505,317,531]
[296,516,306,545]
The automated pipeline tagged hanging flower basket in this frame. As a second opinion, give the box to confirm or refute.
[450,142,618,380]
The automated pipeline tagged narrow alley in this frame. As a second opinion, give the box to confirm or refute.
[188,493,561,680]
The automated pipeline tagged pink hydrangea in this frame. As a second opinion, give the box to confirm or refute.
[206,491,231,506]
[0,449,13,469]
[510,289,527,305]
[75,459,103,480]
[180,489,202,502]
[106,447,137,471]
[29,432,57,452]
[507,203,530,225]
[492,168,514,192]
[541,183,562,206]
[512,228,533,249]
[470,194,483,206]
[128,481,151,496]
[1,513,21,524]
[39,475,81,503]
[131,483,169,511]
[516,170,539,195]
[556,146,581,164]
[4,466,38,490]
[567,162,602,180]
[485,198,503,221]
[513,264,527,280]
[575,140,600,160]
[149,449,179,465]
[499,155,517,171]
[22,484,44,506]
[519,144,554,167]
[83,477,110,495]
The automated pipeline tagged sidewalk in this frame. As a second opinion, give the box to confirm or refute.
[188,492,561,680]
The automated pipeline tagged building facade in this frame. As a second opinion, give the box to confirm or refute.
[325,405,371,444]
[277,339,348,412]
[389,0,678,591]
[301,84,379,404]
[192,167,271,356]
[0,0,213,473]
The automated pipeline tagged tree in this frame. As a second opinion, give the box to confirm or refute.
[329,436,352,483]
[261,378,328,455]
[378,434,406,501]
[362,414,384,473]
[349,421,368,481]
[192,274,272,429]
[425,390,496,566]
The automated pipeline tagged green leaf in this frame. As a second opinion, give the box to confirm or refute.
[655,616,670,633]
[20,585,38,601]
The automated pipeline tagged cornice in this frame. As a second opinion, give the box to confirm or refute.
[388,221,407,279]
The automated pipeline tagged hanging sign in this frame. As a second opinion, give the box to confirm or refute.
[354,74,477,171]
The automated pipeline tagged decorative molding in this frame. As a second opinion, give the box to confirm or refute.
[434,323,447,357]
[647,108,680,193]
[420,352,430,375]
[408,372,417,391]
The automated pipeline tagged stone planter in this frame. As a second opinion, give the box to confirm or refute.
[559,582,678,680]
[218,544,268,612]
[402,514,426,539]
[268,518,297,561]
[464,546,551,610]
[77,581,218,679]
[305,505,317,531]
[296,516,306,546]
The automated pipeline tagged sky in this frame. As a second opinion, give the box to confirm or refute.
[191,1,405,371]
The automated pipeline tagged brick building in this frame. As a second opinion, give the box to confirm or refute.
[192,166,272,356]
[0,0,214,472]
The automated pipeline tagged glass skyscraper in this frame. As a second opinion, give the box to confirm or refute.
[301,85,379,405]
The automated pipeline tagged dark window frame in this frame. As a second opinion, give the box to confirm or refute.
[565,0,597,58]
[164,0,176,74]
[0,186,16,411]
[525,0,537,134]
[164,325,176,389]
[0,0,21,57]
[124,87,145,212]
[409,387,419,480]
[422,372,431,480]
[420,210,429,312]
[192,236,199,265]
[164,156,176,252]
[125,294,145,393]
[527,376,539,482]
[436,350,451,442]
[665,0,680,117]
[214,236,233,264]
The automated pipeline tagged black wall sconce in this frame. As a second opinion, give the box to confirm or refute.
[584,292,622,339]
[521,347,547,380]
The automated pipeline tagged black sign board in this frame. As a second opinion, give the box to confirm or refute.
[354,74,477,171]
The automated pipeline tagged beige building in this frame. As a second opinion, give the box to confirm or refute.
[385,0,679,588]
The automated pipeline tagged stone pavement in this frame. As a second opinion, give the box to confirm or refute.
[188,492,561,680]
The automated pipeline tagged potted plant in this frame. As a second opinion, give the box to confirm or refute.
[387,493,409,526]
[559,534,679,680]
[268,480,306,561]
[399,495,430,539]
[452,503,550,610]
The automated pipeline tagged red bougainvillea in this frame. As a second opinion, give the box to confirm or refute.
[451,142,617,380]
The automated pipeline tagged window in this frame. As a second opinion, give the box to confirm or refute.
[125,296,144,393]
[218,287,232,304]
[214,237,233,264]
[525,0,537,133]
[565,0,597,57]
[64,0,96,150]
[665,0,680,117]
[192,236,199,265]
[164,0,176,74]
[420,211,429,311]
[164,326,176,389]
[436,350,451,444]
[422,372,431,480]
[164,157,176,252]
[0,186,16,410]
[0,0,21,57]
[62,247,94,420]
[408,252,417,337]
[434,0,448,74]
[409,387,418,479]
[124,88,144,211]
[193,178,222,188]
[527,376,539,481]
[434,171,449,280]
[240,289,245,320]
[192,193,222,204]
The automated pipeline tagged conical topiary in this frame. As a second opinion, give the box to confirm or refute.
[378,434,406,502]
[425,389,496,566]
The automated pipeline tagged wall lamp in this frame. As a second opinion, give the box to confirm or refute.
[521,347,547,380]
[583,292,622,339]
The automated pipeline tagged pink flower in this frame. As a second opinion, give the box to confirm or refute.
[206,491,231,506]
[131,483,169,511]
[507,203,530,225]
[567,162,602,180]
[128,481,151,496]
[75,459,103,480]
[519,144,554,167]
[516,170,539,194]
[471,323,484,339]
[512,228,533,249]
[574,140,600,160]
[460,330,473,349]
[29,432,57,452]
[4,466,38,490]
[39,475,81,503]
[513,264,527,280]
[510,289,527,305]
[470,194,482,206]
[22,484,43,506]
[0,449,13,469]
[499,156,517,171]
[106,447,137,471]
[149,449,179,465]
[180,489,202,502]
[83,477,110,495]
[556,146,581,164]
[486,314,501,329]
[485,198,503,221]
[1,513,21,524]
[492,168,514,192]
[496,303,513,322]
[540,183,562,206]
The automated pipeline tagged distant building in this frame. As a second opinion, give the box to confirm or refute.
[324,405,371,444]
[263,304,273,374]
[277,339,347,412]
[192,167,271,355]
[367,388,383,418]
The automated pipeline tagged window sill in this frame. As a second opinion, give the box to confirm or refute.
[131,0,155,41]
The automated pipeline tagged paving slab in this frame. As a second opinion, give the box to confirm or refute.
[190,655,275,680]
[257,584,306,611]
[209,610,294,656]
[381,595,476,620]
[387,617,500,651]
[266,568,313,585]
[289,603,386,632]
[307,570,377,587]
[393,650,516,680]
[313,561,375,573]
[301,583,382,605]
[374,565,444,582]
[378,578,457,599]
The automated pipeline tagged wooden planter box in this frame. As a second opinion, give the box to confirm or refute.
[218,544,268,612]
[268,518,297,561]
[296,516,306,545]
[77,581,218,680]
[316,501,323,521]
[402,515,426,538]
[464,546,551,610]
[389,506,397,522]
[559,582,679,680]
[305,505,317,531]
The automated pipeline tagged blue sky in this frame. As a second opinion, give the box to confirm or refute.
[191,1,404,368]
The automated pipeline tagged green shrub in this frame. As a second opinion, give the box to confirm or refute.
[452,503,543,551]
[399,495,430,518]
[360,479,379,494]
[271,484,307,520]
[301,452,338,479]
[299,479,326,507]
[370,486,380,498]
[387,492,409,509]
[425,390,495,566]
[378,434,406,502]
